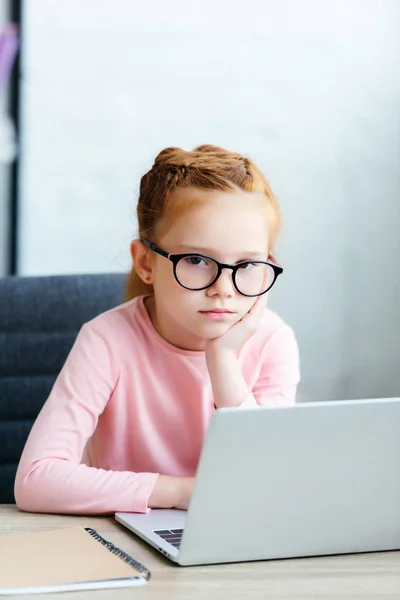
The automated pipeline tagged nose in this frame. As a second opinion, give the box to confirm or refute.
[206,268,235,298]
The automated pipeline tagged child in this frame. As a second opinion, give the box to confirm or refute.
[15,145,300,515]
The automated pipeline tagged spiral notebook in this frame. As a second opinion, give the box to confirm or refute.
[0,526,150,595]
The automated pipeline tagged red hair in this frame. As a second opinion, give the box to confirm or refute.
[125,145,281,301]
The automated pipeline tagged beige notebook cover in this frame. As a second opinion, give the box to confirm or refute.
[0,526,150,595]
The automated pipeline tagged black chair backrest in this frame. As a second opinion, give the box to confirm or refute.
[0,273,126,502]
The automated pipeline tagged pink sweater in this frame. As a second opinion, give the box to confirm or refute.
[14,295,300,515]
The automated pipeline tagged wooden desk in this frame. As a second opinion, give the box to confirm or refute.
[1,505,400,599]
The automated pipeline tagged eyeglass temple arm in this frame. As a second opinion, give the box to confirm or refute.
[141,238,170,259]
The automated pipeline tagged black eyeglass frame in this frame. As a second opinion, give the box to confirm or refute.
[141,238,283,297]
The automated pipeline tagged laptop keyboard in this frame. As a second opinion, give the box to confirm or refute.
[154,528,184,549]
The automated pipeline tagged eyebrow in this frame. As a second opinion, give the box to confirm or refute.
[174,245,267,258]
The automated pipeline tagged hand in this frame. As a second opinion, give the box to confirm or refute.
[174,477,195,510]
[148,476,195,510]
[205,294,267,359]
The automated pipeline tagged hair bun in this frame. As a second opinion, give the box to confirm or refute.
[154,147,190,168]
[153,145,245,170]
[193,144,227,154]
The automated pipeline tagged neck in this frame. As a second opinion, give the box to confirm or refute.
[143,295,205,352]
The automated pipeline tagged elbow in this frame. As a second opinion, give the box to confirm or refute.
[14,460,57,513]
[14,474,35,512]
[14,464,41,512]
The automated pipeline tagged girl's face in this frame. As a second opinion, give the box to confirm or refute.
[145,188,270,351]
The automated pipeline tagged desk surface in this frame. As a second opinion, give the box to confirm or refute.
[1,505,400,600]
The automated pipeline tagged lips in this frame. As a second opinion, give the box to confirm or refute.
[199,309,236,321]
[200,309,234,314]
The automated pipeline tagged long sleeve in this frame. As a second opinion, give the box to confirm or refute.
[14,323,158,515]
[239,325,300,409]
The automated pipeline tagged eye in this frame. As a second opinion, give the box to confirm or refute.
[185,256,208,266]
[237,261,257,270]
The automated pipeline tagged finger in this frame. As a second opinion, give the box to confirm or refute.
[239,297,265,337]
[250,294,267,318]
[238,296,265,328]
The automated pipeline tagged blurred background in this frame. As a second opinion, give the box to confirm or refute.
[1,0,399,403]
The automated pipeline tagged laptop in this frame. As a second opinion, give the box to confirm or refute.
[115,397,400,565]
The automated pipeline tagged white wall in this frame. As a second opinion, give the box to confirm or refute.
[17,0,400,402]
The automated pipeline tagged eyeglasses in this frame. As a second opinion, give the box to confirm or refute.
[141,238,283,297]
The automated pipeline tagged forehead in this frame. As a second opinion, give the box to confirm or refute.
[159,188,270,254]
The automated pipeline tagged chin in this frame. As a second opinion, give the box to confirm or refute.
[196,321,233,339]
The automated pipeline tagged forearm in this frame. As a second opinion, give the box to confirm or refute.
[206,349,254,408]
[15,458,158,515]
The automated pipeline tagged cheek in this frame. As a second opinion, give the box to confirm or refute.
[153,261,175,286]
[240,297,258,315]
[155,272,191,304]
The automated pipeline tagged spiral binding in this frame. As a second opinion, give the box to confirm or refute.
[85,528,151,581]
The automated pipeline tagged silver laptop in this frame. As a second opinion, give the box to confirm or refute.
[116,397,400,565]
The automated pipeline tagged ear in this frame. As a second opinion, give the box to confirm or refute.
[130,239,154,284]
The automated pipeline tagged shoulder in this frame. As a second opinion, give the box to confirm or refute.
[78,296,144,345]
[259,308,296,341]
[247,307,299,357]
[245,309,300,386]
